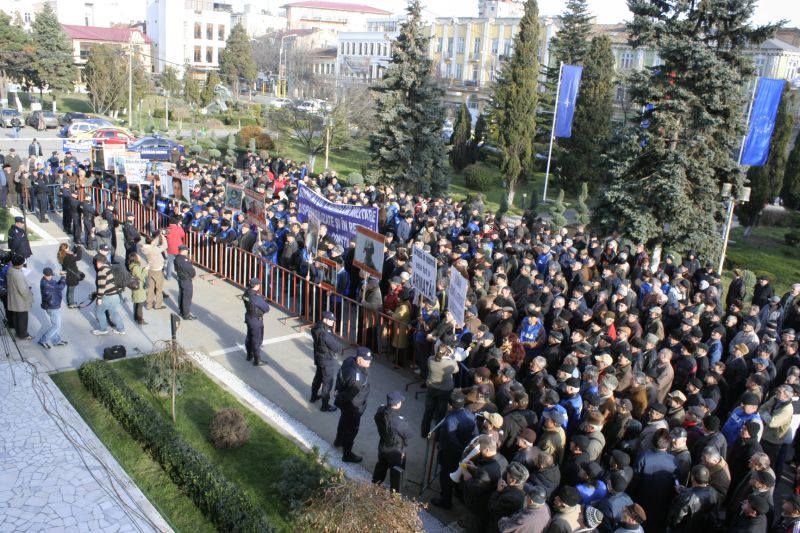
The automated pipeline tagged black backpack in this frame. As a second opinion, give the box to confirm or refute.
[111,264,139,291]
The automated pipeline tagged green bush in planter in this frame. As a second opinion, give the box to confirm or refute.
[77,360,274,533]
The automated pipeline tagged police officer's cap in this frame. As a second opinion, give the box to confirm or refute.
[322,310,335,321]
[178,245,189,252]
[125,211,134,217]
[356,347,372,360]
[386,390,405,406]
[248,277,260,288]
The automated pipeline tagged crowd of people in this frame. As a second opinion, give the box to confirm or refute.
[3,145,800,533]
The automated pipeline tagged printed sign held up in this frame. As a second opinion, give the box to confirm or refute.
[411,246,437,304]
[353,225,385,278]
[447,266,468,326]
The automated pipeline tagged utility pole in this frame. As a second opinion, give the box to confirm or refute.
[128,47,133,129]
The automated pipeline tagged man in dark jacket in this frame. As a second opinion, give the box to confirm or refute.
[595,471,633,533]
[31,171,49,222]
[242,277,270,366]
[37,267,67,349]
[311,310,345,411]
[100,204,119,263]
[487,461,527,533]
[463,435,511,533]
[174,245,196,320]
[80,196,96,250]
[773,494,800,533]
[334,347,372,463]
[8,216,31,259]
[122,211,140,267]
[68,191,82,244]
[629,428,678,533]
[372,390,413,486]
[432,391,479,509]
[666,465,720,533]
[730,494,769,533]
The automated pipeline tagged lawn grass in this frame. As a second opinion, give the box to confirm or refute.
[726,225,800,296]
[53,356,311,533]
[50,370,214,533]
[11,92,92,114]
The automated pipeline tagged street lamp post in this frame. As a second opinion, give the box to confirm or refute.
[324,116,335,170]
[718,183,751,273]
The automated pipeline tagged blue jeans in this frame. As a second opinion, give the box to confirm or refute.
[38,308,62,344]
[95,293,124,332]
[164,254,176,280]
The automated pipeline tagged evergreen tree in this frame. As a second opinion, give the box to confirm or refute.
[84,45,127,115]
[0,12,33,103]
[470,112,488,163]
[30,3,75,103]
[575,182,590,225]
[368,0,447,196]
[592,0,781,260]
[201,71,221,107]
[783,132,800,210]
[161,66,181,96]
[183,67,201,107]
[219,23,256,100]
[450,103,472,171]
[558,35,615,192]
[739,82,794,226]
[490,0,540,205]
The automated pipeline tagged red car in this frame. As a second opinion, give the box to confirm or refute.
[85,127,136,146]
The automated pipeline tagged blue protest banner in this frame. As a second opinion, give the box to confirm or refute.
[297,183,379,248]
[554,65,583,138]
[741,77,785,166]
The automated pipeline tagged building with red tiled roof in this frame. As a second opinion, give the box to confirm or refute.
[62,24,152,72]
[282,1,392,32]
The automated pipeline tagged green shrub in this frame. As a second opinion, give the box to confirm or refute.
[742,269,756,290]
[210,408,251,449]
[188,144,202,155]
[759,209,800,228]
[271,448,337,511]
[347,172,364,186]
[238,125,275,152]
[258,149,271,160]
[463,163,497,191]
[785,232,800,246]
[207,148,221,159]
[152,108,165,119]
[78,360,274,533]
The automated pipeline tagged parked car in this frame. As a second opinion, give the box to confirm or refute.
[73,126,135,146]
[59,118,114,138]
[58,112,90,126]
[127,136,185,162]
[0,109,23,128]
[26,110,58,129]
[269,98,292,108]
[297,100,321,113]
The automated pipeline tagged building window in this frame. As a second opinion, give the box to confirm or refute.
[383,43,388,56]
[615,85,626,102]
[445,63,452,78]
[456,37,465,53]
[206,47,213,63]
[788,59,798,81]
[491,38,498,55]
[437,37,443,52]
[24,12,31,23]
[620,51,634,70]
[447,37,453,54]
[370,43,374,55]
[754,56,765,76]
[358,42,363,55]
[218,25,225,40]
[194,23,202,39]
[473,37,481,55]
[194,46,201,62]
[472,65,479,82]
[503,41,512,56]
[455,63,463,79]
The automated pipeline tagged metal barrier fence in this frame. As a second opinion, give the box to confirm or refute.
[98,187,410,360]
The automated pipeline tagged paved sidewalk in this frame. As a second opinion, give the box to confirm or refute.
[0,362,170,533]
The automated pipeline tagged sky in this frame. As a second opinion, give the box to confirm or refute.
[375,0,798,27]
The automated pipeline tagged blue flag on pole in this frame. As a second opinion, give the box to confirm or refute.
[554,65,583,138]
[741,77,784,166]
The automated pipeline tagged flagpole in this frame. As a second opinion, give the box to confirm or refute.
[719,77,759,273]
[543,61,563,204]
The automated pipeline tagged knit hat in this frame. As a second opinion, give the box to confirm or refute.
[583,506,604,528]
[506,461,530,484]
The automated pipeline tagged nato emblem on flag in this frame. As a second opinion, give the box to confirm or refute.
[554,65,583,138]
[741,77,785,166]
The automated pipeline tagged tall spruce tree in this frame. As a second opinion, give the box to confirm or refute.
[183,66,201,106]
[592,0,781,260]
[490,0,540,205]
[739,82,794,226]
[0,12,33,103]
[219,23,256,100]
[558,35,615,192]
[30,3,75,103]
[450,103,472,171]
[470,113,488,163]
[368,0,447,196]
[783,132,800,209]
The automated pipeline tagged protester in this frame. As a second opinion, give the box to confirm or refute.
[37,267,67,348]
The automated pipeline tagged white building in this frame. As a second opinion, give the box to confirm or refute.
[2,0,146,30]
[281,0,391,32]
[477,0,525,19]
[146,0,233,74]
[232,3,287,38]
[336,30,397,83]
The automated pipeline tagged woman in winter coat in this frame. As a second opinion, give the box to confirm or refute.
[57,243,83,308]
[391,288,412,366]
[127,252,147,325]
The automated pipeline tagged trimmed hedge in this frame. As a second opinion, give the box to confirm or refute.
[463,163,497,191]
[78,360,274,533]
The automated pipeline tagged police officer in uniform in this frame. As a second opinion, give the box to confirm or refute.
[80,195,96,250]
[334,347,372,463]
[122,211,141,267]
[174,245,196,320]
[372,390,413,486]
[243,277,270,366]
[311,310,346,412]
[32,171,49,223]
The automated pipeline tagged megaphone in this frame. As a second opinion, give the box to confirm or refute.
[449,446,480,483]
